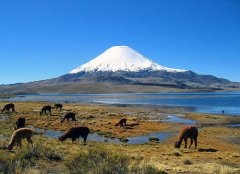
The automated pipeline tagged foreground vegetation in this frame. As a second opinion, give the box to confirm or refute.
[0,137,166,174]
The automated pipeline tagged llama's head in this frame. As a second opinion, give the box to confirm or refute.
[58,131,69,141]
[58,136,64,141]
[174,142,181,148]
[7,143,14,151]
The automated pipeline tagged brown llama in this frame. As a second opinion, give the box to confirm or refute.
[61,112,77,123]
[40,105,52,115]
[115,118,127,127]
[1,103,15,113]
[174,125,198,149]
[58,126,90,144]
[14,116,26,130]
[8,128,33,151]
[54,103,63,111]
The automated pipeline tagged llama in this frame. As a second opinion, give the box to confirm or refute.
[174,125,198,149]
[1,103,15,113]
[61,112,77,123]
[115,118,127,127]
[40,105,52,115]
[54,103,63,111]
[8,128,33,151]
[58,126,90,143]
[14,116,26,130]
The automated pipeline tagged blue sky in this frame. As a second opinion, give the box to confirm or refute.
[0,0,239,84]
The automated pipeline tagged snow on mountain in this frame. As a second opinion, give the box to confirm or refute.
[69,46,187,74]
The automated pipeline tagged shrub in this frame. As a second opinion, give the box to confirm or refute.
[172,151,181,157]
[183,159,192,165]
[0,153,16,174]
[65,146,129,174]
[129,163,167,174]
[0,138,63,173]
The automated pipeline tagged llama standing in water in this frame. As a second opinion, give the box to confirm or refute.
[14,116,26,130]
[115,118,127,127]
[40,105,52,115]
[8,128,33,151]
[61,112,77,123]
[174,125,198,149]
[1,103,15,113]
[58,126,90,144]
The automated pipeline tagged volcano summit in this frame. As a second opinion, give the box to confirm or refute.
[69,46,187,73]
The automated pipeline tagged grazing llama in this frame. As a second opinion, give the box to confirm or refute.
[40,105,52,115]
[115,118,127,127]
[174,125,198,149]
[58,126,90,144]
[8,128,33,151]
[61,112,77,123]
[14,116,26,130]
[1,103,15,113]
[54,103,63,111]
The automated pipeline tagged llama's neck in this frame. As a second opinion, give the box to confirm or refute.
[60,132,70,141]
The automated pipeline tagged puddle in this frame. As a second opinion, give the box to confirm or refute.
[127,132,177,144]
[29,126,175,144]
[227,124,240,128]
[162,115,197,124]
[0,134,7,140]
[0,114,8,121]
[148,114,197,124]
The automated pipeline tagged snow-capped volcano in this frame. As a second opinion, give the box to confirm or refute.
[69,46,187,74]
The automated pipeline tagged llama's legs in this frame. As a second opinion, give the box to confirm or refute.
[194,138,197,149]
[184,137,188,148]
[27,137,33,147]
[72,138,76,143]
[189,138,193,149]
[18,140,22,148]
[82,135,87,145]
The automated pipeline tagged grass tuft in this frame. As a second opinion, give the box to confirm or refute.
[65,146,129,174]
[183,159,192,165]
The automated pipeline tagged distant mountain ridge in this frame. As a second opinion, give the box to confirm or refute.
[0,46,239,94]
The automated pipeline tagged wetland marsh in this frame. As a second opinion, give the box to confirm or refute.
[0,96,239,173]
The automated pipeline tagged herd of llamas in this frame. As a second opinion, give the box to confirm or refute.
[1,103,198,151]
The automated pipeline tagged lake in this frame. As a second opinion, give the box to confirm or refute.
[2,92,240,115]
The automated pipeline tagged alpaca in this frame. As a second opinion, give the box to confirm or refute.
[115,118,127,127]
[174,125,198,149]
[40,105,52,115]
[58,126,90,143]
[14,116,26,130]
[61,112,77,123]
[1,103,15,113]
[54,103,63,111]
[8,128,33,151]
